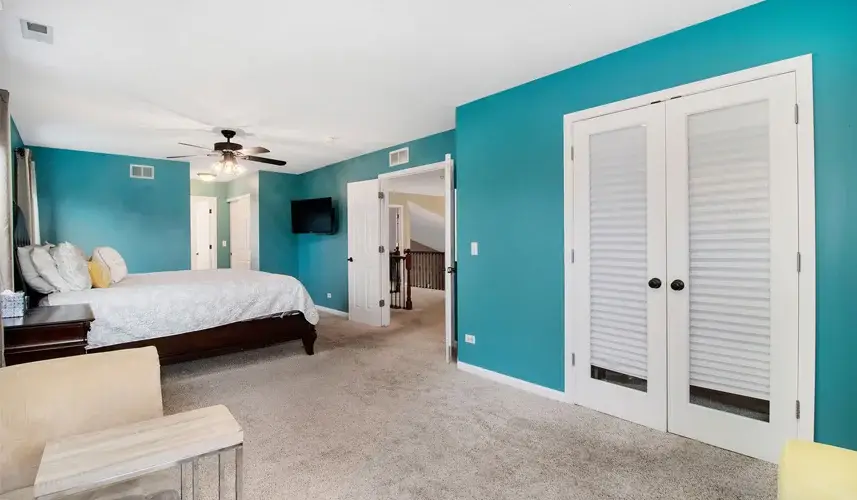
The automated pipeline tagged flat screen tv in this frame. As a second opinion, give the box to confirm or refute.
[291,197,336,234]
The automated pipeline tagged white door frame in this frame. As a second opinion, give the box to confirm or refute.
[190,195,217,270]
[378,154,456,360]
[563,54,816,442]
[227,193,251,203]
[388,204,405,251]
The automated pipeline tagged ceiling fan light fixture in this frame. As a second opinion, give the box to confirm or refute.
[212,160,224,173]
[197,172,216,182]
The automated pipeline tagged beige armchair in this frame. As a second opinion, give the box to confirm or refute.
[0,348,163,499]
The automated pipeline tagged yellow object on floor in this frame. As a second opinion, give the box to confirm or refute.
[779,440,857,499]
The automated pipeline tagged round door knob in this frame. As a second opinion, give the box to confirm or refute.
[347,257,354,262]
[670,279,685,291]
[648,278,662,289]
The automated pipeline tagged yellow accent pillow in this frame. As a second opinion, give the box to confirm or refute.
[88,260,111,288]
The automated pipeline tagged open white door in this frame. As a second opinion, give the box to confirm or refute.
[229,197,251,270]
[348,179,385,326]
[444,155,456,362]
[190,196,217,270]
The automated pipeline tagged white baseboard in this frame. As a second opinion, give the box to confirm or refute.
[457,362,567,403]
[316,306,348,318]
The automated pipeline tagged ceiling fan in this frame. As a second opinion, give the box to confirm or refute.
[168,129,287,175]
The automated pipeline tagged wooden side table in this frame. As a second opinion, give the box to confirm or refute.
[3,304,94,366]
[35,405,244,500]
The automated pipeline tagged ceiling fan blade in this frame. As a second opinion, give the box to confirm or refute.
[237,146,270,155]
[244,155,287,166]
[178,142,212,151]
[167,154,205,159]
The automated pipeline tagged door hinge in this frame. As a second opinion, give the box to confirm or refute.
[379,299,385,307]
[570,249,575,264]
[571,353,576,367]
[378,192,385,200]
[795,103,799,124]
[796,400,801,419]
[797,251,802,272]
[209,209,213,214]
[209,244,213,250]
[570,146,574,161]
[379,245,385,253]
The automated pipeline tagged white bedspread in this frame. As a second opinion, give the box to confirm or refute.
[43,269,320,348]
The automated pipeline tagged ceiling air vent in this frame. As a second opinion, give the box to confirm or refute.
[130,164,155,180]
[20,19,54,44]
[389,147,409,167]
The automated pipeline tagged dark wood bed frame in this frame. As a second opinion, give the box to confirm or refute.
[89,313,317,364]
[13,203,317,365]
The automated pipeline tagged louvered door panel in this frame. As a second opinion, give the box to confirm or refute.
[665,73,799,462]
[687,101,771,400]
[589,127,648,379]
[571,103,667,431]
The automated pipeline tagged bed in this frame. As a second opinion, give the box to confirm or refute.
[43,269,320,364]
[13,206,319,364]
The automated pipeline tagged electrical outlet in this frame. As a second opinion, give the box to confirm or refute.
[464,334,476,345]
[327,293,332,299]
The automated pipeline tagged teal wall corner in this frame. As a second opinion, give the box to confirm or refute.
[455,0,857,449]
[258,170,300,277]
[297,130,455,311]
[190,179,231,268]
[33,147,192,272]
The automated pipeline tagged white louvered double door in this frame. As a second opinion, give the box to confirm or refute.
[571,73,799,461]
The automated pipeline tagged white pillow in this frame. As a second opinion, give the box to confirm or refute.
[92,246,128,283]
[50,242,92,291]
[31,246,73,292]
[16,246,57,294]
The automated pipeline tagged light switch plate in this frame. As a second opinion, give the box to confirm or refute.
[471,242,478,256]
[222,241,227,247]
[327,293,332,298]
[464,334,476,344]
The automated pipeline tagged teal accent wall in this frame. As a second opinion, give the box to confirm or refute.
[259,171,300,277]
[190,179,230,268]
[455,0,857,449]
[297,130,455,311]
[33,147,192,272]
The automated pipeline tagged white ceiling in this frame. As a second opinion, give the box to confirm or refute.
[0,0,759,179]
[387,169,445,197]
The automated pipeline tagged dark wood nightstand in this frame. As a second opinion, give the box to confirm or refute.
[3,304,94,366]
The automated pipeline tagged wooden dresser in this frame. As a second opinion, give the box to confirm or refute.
[3,304,94,366]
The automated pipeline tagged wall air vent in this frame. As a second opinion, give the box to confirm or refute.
[20,19,54,44]
[389,147,409,167]
[130,164,155,180]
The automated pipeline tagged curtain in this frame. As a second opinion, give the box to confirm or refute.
[0,89,11,367]
[16,147,39,246]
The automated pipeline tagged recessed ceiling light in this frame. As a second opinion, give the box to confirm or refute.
[197,172,216,182]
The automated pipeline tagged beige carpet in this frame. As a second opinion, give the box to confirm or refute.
[161,290,776,499]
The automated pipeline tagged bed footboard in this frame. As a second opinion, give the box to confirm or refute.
[89,313,317,364]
